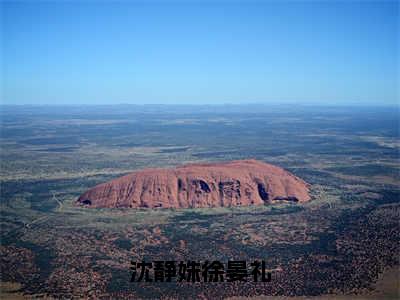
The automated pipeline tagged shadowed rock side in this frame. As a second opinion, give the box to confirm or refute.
[77,159,310,209]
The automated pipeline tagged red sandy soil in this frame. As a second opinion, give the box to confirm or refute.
[77,159,310,209]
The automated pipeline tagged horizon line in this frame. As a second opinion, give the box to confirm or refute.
[1,102,399,108]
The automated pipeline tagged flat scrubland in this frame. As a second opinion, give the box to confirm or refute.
[1,105,399,299]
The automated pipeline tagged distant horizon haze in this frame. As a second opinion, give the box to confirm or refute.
[1,101,399,108]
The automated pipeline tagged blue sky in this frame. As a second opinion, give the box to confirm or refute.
[2,1,398,106]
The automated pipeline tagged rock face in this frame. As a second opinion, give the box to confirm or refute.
[77,159,310,209]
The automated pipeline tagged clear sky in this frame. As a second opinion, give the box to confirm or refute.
[1,1,398,106]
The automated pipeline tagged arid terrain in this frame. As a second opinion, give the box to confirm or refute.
[1,105,399,299]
